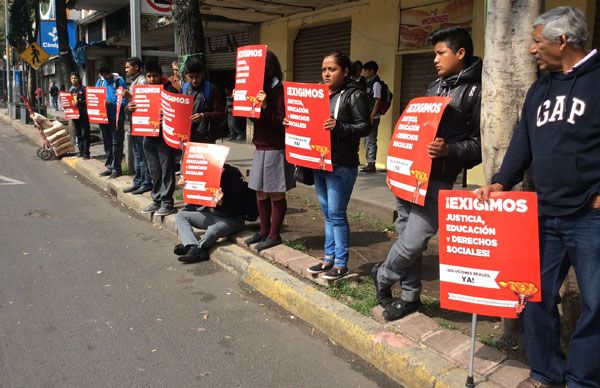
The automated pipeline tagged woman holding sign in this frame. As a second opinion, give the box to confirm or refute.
[304,51,370,279]
[244,51,296,252]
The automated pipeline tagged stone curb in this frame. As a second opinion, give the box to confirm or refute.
[2,113,530,387]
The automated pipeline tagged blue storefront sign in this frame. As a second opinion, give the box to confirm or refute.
[37,20,76,56]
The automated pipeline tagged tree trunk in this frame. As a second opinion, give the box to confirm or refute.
[481,0,542,343]
[172,0,204,56]
[481,0,541,182]
[55,0,76,86]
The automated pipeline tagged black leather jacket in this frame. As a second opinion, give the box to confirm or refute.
[330,81,371,166]
[426,56,482,183]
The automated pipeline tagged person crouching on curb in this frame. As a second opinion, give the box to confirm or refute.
[243,51,296,252]
[302,50,371,280]
[174,165,248,263]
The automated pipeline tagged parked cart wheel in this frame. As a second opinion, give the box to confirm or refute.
[36,147,43,158]
[40,149,55,161]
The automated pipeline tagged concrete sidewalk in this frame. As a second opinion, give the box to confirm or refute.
[1,111,530,387]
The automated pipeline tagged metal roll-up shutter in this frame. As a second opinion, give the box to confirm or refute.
[206,32,249,70]
[399,53,437,112]
[293,21,352,83]
[112,54,128,78]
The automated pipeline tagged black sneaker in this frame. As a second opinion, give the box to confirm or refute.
[142,201,161,213]
[371,263,394,307]
[173,243,192,256]
[132,185,152,195]
[322,266,349,280]
[123,185,140,193]
[382,299,421,322]
[306,262,334,274]
[178,246,210,263]
[244,232,265,245]
[255,238,282,252]
[109,171,122,179]
[155,205,176,217]
[99,169,112,177]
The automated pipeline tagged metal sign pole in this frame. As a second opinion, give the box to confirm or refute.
[466,313,478,387]
[5,0,11,104]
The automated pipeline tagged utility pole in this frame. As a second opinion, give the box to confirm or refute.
[130,0,141,57]
[5,0,11,104]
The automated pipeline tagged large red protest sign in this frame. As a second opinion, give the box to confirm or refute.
[283,82,332,171]
[233,45,267,118]
[386,96,451,205]
[131,85,162,137]
[181,142,230,207]
[161,89,193,149]
[438,190,541,318]
[59,91,79,120]
[86,87,108,124]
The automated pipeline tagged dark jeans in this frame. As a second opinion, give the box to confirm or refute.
[99,120,124,173]
[524,207,600,387]
[51,95,59,110]
[132,134,152,188]
[175,209,244,249]
[73,116,90,157]
[227,114,246,137]
[313,165,358,267]
[143,137,176,207]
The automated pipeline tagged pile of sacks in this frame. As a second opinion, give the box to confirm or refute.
[31,113,75,157]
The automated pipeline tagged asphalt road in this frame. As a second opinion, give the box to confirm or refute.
[0,124,396,388]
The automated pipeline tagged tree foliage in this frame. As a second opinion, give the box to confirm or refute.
[8,0,38,52]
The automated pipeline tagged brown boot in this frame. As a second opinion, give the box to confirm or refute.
[516,377,565,388]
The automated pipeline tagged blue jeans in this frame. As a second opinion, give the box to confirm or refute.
[524,207,600,387]
[313,165,358,267]
[132,135,152,188]
[51,96,59,110]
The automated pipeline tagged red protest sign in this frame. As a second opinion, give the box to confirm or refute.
[386,96,451,205]
[86,87,108,124]
[233,45,267,118]
[438,190,541,318]
[131,85,162,137]
[59,91,79,120]
[161,89,193,149]
[283,82,332,171]
[115,86,125,126]
[181,142,230,207]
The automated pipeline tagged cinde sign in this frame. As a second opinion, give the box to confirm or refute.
[38,20,76,56]
[141,0,172,16]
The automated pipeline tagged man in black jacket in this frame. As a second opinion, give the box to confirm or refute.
[374,27,482,321]
[477,7,600,388]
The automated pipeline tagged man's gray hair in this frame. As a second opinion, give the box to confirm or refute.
[533,6,588,48]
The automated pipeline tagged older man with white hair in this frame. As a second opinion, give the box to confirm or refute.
[477,6,600,388]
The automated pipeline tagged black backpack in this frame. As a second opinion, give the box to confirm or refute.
[377,80,393,115]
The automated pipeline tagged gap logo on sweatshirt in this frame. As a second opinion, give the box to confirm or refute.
[536,95,586,127]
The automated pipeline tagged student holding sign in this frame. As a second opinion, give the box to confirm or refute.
[95,63,128,179]
[182,59,225,144]
[127,61,179,217]
[477,8,600,388]
[244,51,296,252]
[68,72,90,159]
[374,28,482,321]
[302,51,370,280]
